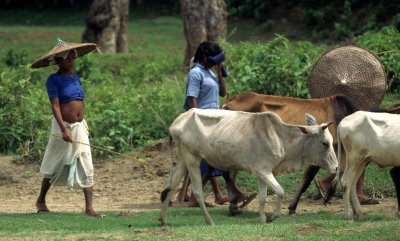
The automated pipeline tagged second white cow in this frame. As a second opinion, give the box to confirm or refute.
[338,111,400,220]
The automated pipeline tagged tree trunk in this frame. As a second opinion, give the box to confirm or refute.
[180,0,227,65]
[82,0,129,54]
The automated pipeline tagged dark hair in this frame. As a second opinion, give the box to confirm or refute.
[193,41,222,63]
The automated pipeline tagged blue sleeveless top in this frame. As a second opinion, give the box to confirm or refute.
[46,73,84,104]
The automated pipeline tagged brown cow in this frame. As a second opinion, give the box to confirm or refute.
[221,91,358,214]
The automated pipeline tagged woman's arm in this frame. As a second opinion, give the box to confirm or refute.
[217,64,226,97]
[188,96,198,109]
[49,98,73,143]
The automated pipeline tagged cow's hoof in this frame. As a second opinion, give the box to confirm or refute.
[397,211,400,217]
[266,213,278,223]
[228,204,242,216]
[356,213,365,221]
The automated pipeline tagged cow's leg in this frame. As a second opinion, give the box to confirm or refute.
[256,175,268,224]
[341,157,360,220]
[288,165,320,215]
[159,160,187,226]
[350,163,367,220]
[188,166,214,225]
[258,171,284,223]
[389,166,400,217]
[186,157,214,225]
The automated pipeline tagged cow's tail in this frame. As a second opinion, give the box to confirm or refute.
[336,127,343,186]
[168,135,174,180]
[160,135,174,203]
[325,127,342,205]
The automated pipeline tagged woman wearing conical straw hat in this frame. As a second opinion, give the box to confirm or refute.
[31,37,104,217]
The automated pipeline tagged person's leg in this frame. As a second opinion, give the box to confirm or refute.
[356,170,379,204]
[211,176,229,204]
[315,173,336,194]
[83,186,99,216]
[36,178,51,212]
[176,174,191,202]
[223,171,256,205]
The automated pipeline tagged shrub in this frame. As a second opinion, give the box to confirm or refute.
[83,75,184,157]
[220,35,323,98]
[357,25,400,92]
[4,48,29,68]
[0,67,50,161]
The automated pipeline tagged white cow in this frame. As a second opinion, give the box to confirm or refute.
[338,111,400,220]
[159,108,337,225]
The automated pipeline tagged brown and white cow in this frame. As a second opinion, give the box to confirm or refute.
[159,108,337,225]
[222,92,358,214]
[337,111,400,220]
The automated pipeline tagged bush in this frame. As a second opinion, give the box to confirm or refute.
[81,75,184,157]
[221,35,323,97]
[0,67,50,161]
[4,48,29,68]
[357,25,400,92]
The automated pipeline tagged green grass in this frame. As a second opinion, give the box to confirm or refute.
[0,209,399,240]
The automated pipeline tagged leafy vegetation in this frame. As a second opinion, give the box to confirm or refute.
[226,0,400,41]
[221,35,323,97]
[357,26,400,92]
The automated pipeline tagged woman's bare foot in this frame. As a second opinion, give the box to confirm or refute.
[35,202,50,213]
[358,195,380,205]
[215,195,229,205]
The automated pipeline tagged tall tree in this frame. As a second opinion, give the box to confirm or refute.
[180,0,227,65]
[82,0,129,54]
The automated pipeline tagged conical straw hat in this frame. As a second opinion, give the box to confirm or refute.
[31,37,97,68]
[309,46,387,111]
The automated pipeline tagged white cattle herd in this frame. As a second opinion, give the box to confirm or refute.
[159,108,400,225]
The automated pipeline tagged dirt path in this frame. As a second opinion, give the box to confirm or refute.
[0,139,398,217]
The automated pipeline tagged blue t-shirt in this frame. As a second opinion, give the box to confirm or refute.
[184,63,223,177]
[185,63,220,110]
[46,73,85,104]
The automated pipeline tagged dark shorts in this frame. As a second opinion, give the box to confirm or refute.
[200,160,223,177]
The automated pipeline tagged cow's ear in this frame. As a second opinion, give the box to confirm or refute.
[305,113,317,126]
[321,121,334,130]
[298,126,310,134]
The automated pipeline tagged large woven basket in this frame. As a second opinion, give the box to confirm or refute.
[309,46,387,111]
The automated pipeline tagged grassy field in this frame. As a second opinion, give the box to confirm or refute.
[1,209,400,240]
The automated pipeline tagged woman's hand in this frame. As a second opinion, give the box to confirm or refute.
[61,128,73,143]
[217,64,227,97]
[217,64,223,79]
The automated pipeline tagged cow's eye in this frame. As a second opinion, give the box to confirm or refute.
[322,141,329,148]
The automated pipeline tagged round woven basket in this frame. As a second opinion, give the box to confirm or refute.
[309,46,387,111]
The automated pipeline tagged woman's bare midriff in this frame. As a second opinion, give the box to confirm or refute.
[60,100,84,123]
